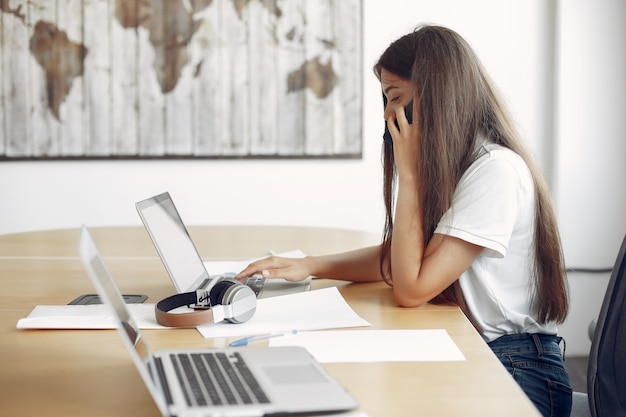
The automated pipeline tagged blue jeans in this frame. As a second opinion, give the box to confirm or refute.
[488,333,572,417]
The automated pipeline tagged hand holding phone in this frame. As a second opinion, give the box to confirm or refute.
[383,101,413,146]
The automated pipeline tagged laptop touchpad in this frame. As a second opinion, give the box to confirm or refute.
[263,365,326,384]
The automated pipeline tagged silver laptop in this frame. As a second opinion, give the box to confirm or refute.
[78,226,358,417]
[135,192,310,297]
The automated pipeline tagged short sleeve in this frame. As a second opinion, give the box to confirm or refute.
[435,148,532,258]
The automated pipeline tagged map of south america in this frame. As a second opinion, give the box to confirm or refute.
[29,21,88,120]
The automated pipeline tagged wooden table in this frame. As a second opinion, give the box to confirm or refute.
[0,226,540,416]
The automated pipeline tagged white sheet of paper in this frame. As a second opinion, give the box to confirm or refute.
[269,329,466,363]
[197,286,371,339]
[16,304,165,329]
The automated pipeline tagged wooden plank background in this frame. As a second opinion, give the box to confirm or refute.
[0,0,362,159]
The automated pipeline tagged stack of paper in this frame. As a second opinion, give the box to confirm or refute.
[16,286,370,334]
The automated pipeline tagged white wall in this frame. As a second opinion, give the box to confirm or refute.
[554,0,626,355]
[1,0,624,356]
[556,0,626,265]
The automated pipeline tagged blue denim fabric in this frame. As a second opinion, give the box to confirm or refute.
[488,333,572,417]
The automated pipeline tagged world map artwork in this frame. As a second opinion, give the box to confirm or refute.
[0,0,362,159]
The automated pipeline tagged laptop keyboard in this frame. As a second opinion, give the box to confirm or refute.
[170,351,270,407]
[198,274,265,296]
[244,274,266,296]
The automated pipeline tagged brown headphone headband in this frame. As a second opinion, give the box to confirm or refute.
[155,290,225,328]
[154,290,221,327]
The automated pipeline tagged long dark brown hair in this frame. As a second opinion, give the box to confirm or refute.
[373,25,568,326]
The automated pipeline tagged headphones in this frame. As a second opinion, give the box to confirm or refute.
[155,279,256,327]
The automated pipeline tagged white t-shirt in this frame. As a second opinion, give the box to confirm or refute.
[434,143,558,342]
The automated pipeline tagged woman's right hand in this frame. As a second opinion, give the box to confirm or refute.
[387,104,420,181]
[235,256,312,282]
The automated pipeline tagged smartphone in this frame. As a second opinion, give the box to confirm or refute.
[68,294,148,305]
[383,101,413,145]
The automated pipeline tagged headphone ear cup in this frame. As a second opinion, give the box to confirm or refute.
[209,279,257,323]
[209,279,236,306]
[220,284,256,323]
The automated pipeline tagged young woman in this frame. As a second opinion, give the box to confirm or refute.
[237,25,572,416]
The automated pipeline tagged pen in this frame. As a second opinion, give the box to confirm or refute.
[229,330,298,347]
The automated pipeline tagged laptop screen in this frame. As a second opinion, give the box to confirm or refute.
[136,192,209,292]
[78,226,169,415]
[79,227,150,355]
